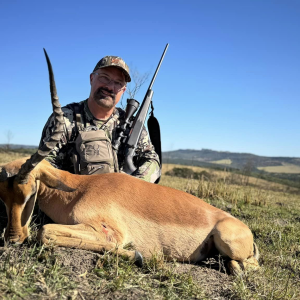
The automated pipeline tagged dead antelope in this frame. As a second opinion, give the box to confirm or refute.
[0,50,259,275]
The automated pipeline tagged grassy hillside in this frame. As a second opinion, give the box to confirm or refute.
[164,158,300,189]
[258,163,300,174]
[162,164,300,194]
[163,149,300,173]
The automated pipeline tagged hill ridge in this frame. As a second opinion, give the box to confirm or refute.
[162,148,300,171]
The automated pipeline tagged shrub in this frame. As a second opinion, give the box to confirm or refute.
[165,168,213,180]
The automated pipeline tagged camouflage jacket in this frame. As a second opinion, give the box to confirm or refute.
[39,99,161,183]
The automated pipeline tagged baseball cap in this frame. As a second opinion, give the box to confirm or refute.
[93,56,131,82]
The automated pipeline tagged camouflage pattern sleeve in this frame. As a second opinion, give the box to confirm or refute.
[132,126,161,183]
[39,107,75,171]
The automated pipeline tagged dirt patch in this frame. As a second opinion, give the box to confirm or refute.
[54,247,234,299]
[56,247,100,275]
[173,263,233,299]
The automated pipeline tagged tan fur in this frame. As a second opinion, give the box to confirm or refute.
[0,158,259,274]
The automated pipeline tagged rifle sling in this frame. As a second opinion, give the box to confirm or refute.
[147,102,162,169]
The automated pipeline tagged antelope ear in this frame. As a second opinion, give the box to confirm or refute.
[40,171,76,192]
[21,180,40,227]
[0,167,9,182]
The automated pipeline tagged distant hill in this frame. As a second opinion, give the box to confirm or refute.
[2,145,299,173]
[0,144,37,150]
[162,149,300,188]
[162,149,300,174]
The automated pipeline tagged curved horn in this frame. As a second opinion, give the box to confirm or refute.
[17,49,65,184]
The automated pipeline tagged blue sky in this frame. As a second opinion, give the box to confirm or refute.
[0,0,299,157]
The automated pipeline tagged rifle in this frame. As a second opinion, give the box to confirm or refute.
[112,44,169,179]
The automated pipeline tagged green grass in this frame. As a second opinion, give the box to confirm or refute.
[0,241,207,299]
[0,244,78,299]
[91,251,207,299]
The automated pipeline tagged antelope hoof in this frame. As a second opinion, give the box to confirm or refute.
[7,235,25,244]
[228,260,244,276]
[134,251,143,267]
[228,257,260,276]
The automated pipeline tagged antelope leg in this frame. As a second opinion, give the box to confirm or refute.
[213,217,259,274]
[37,223,143,266]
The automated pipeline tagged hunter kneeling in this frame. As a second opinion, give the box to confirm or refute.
[40,54,161,183]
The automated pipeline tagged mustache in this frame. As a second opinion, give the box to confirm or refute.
[94,87,115,99]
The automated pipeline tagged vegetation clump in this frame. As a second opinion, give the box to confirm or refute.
[165,167,213,181]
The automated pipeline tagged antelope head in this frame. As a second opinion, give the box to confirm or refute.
[0,49,65,243]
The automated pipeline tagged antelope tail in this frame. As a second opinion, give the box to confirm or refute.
[253,242,259,260]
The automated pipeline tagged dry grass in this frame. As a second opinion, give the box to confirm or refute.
[257,163,300,174]
[162,163,209,175]
[161,175,299,207]
[209,159,232,165]
[0,151,30,165]
[162,163,300,193]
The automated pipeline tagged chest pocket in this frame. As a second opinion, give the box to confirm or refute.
[75,129,118,175]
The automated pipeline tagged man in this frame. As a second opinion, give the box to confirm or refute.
[39,56,161,183]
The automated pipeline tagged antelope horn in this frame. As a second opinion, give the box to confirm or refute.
[16,49,65,184]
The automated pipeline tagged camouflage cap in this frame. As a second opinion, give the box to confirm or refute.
[93,56,131,82]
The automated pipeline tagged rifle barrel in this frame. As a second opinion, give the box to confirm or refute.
[148,43,169,90]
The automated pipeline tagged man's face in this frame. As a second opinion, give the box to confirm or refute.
[90,67,126,110]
